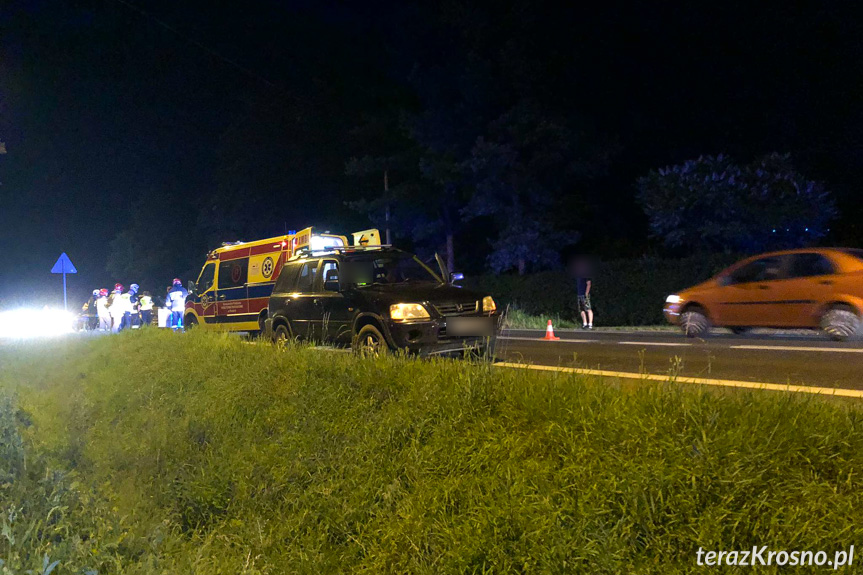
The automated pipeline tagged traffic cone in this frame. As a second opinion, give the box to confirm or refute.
[542,319,560,340]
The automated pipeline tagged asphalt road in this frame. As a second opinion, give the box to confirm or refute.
[5,326,861,393]
[497,328,863,391]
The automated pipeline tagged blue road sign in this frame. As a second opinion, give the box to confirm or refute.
[51,253,77,274]
[50,253,77,310]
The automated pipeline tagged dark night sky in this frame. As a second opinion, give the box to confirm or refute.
[1,0,862,306]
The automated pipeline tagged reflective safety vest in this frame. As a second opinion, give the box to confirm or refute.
[96,296,110,316]
[139,295,154,311]
[110,293,132,316]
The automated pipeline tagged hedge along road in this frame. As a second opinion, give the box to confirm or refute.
[497,329,863,395]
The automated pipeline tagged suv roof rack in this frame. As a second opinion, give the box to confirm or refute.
[289,244,395,260]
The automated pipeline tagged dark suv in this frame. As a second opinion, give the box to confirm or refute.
[264,248,501,355]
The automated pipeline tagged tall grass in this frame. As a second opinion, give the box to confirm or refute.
[501,307,678,330]
[2,330,863,573]
[502,307,580,329]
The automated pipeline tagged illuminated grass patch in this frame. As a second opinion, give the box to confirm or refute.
[2,330,863,573]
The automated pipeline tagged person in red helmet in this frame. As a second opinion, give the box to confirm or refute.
[165,278,189,330]
[96,288,111,331]
[106,284,122,312]
[108,284,130,333]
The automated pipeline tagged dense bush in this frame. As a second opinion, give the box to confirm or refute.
[466,254,738,325]
[3,330,863,573]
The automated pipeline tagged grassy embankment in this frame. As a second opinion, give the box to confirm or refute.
[2,330,863,573]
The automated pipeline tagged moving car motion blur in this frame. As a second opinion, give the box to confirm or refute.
[664,248,863,340]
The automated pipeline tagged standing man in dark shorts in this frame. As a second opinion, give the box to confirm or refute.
[575,260,594,329]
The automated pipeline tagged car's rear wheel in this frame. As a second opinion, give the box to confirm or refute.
[680,307,710,338]
[821,305,860,341]
[353,324,389,357]
[185,315,198,330]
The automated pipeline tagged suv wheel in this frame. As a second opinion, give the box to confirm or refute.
[185,315,198,330]
[353,324,388,357]
[273,324,291,345]
[821,305,860,341]
[680,307,710,338]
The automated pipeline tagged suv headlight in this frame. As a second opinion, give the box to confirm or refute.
[390,303,430,321]
[666,294,681,304]
[482,296,497,313]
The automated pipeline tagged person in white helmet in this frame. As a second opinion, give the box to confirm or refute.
[81,289,100,330]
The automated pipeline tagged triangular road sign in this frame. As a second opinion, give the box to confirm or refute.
[51,252,77,274]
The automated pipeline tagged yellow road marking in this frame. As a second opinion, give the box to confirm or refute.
[499,336,593,343]
[731,345,863,353]
[618,341,692,347]
[494,362,863,399]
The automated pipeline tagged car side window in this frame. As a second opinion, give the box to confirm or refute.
[295,260,320,293]
[197,263,216,292]
[788,253,835,278]
[274,262,303,292]
[218,259,248,289]
[321,260,339,291]
[728,256,784,285]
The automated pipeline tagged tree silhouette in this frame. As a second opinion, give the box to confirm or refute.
[637,153,837,253]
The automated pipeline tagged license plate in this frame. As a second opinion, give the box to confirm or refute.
[446,316,494,336]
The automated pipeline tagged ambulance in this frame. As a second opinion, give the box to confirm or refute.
[184,227,363,331]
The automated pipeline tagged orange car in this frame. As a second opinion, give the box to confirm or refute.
[664,248,863,340]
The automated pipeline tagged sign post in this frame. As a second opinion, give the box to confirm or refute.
[50,253,78,311]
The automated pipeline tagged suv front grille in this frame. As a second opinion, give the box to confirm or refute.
[434,300,479,316]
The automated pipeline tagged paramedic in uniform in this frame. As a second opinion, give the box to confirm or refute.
[138,291,154,327]
[81,289,100,330]
[120,283,139,331]
[166,278,188,330]
[96,289,111,331]
[108,284,130,333]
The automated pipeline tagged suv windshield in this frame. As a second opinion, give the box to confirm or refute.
[345,253,442,286]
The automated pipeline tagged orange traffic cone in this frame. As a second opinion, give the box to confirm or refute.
[543,319,560,340]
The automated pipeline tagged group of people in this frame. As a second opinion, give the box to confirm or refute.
[81,278,188,332]
[82,283,151,333]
